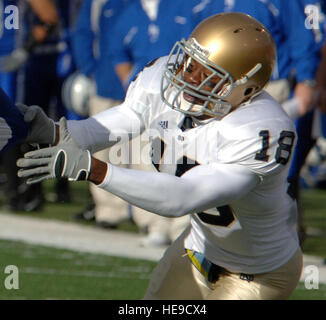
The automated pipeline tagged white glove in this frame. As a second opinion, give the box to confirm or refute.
[0,48,29,72]
[17,117,91,184]
[17,103,56,145]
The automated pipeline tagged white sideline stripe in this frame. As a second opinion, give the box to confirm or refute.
[20,267,151,280]
[0,212,166,261]
[0,212,326,285]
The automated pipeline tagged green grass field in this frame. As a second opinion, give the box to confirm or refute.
[0,180,325,300]
[0,238,325,300]
[300,188,326,258]
[0,239,155,300]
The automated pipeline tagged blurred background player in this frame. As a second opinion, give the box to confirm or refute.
[71,0,135,228]
[0,0,20,102]
[0,0,75,212]
[0,1,28,154]
[108,0,208,246]
[287,0,326,243]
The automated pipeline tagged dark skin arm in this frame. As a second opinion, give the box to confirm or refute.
[28,0,59,24]
[115,62,133,85]
[88,158,108,185]
[28,0,59,43]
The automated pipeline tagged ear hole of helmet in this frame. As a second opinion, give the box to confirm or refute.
[244,87,253,96]
[244,86,261,96]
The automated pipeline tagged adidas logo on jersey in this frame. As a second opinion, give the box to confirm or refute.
[159,120,168,129]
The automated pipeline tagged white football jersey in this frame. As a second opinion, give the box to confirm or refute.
[123,57,299,274]
[107,56,299,274]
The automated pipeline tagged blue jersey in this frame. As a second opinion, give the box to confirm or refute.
[0,0,18,56]
[198,0,320,82]
[0,1,19,101]
[0,86,28,152]
[72,0,132,99]
[109,0,205,84]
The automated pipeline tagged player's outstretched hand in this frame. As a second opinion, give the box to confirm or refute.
[17,103,56,145]
[17,117,91,184]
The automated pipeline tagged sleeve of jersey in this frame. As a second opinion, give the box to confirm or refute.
[67,72,152,153]
[97,162,259,217]
[0,87,29,153]
[66,103,145,154]
[214,115,296,176]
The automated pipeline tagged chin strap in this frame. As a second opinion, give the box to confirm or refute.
[234,63,262,86]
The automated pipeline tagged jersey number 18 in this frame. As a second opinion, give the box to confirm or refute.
[255,130,295,165]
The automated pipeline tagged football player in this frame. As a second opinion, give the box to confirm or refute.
[17,13,302,300]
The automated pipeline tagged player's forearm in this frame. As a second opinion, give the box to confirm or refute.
[28,0,59,25]
[115,62,133,86]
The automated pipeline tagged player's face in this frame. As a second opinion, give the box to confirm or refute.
[181,55,221,106]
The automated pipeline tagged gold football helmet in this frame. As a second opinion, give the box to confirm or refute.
[161,12,276,118]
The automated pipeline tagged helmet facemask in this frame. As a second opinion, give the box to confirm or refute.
[161,38,234,118]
